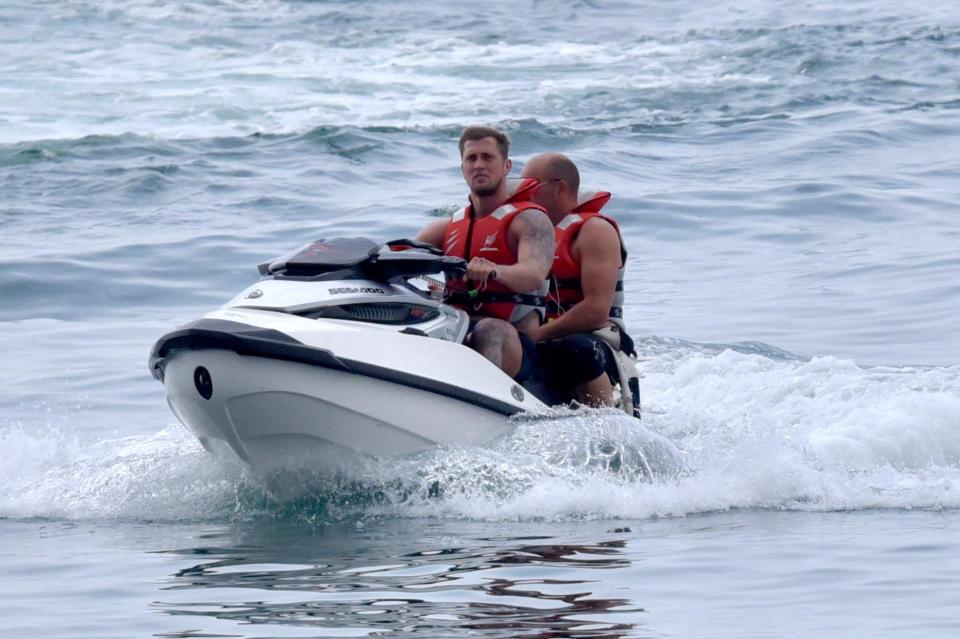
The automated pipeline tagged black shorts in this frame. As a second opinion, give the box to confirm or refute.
[536,333,619,389]
[515,331,539,383]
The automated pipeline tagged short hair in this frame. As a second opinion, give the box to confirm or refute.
[458,125,510,159]
[544,154,580,194]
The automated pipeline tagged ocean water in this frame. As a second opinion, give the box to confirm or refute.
[2,1,959,637]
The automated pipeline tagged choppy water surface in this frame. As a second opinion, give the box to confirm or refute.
[2,0,959,637]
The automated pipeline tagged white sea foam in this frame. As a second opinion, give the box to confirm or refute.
[0,425,242,521]
[0,3,789,144]
[2,347,956,523]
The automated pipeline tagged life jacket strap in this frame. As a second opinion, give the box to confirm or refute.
[546,300,623,319]
[447,290,546,309]
[553,278,624,292]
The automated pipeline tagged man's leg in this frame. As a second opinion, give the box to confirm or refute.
[469,317,525,378]
[539,333,617,408]
[574,373,614,407]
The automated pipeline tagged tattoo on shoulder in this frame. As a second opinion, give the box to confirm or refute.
[518,209,556,269]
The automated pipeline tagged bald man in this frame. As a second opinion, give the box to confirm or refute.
[521,153,636,410]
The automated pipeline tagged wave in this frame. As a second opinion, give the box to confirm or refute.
[2,5,956,145]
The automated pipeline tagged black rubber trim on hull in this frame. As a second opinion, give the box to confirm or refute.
[149,319,348,379]
[149,318,523,417]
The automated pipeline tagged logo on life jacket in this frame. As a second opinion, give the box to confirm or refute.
[479,232,498,252]
[445,228,460,252]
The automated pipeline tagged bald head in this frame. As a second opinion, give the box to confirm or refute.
[525,153,580,193]
[521,153,581,221]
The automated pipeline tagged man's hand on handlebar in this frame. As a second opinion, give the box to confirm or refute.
[465,257,499,283]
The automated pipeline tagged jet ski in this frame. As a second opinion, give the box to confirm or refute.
[149,237,641,472]
[149,237,550,470]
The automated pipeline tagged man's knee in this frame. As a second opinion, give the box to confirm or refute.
[540,334,611,387]
[470,317,510,349]
[469,318,524,377]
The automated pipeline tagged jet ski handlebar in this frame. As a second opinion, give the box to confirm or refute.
[370,246,466,281]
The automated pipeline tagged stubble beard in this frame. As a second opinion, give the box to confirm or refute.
[472,177,502,198]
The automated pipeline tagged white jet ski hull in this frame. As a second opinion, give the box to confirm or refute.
[154,300,547,471]
[163,348,537,469]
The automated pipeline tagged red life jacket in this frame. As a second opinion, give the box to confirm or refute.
[547,191,627,325]
[442,178,549,323]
